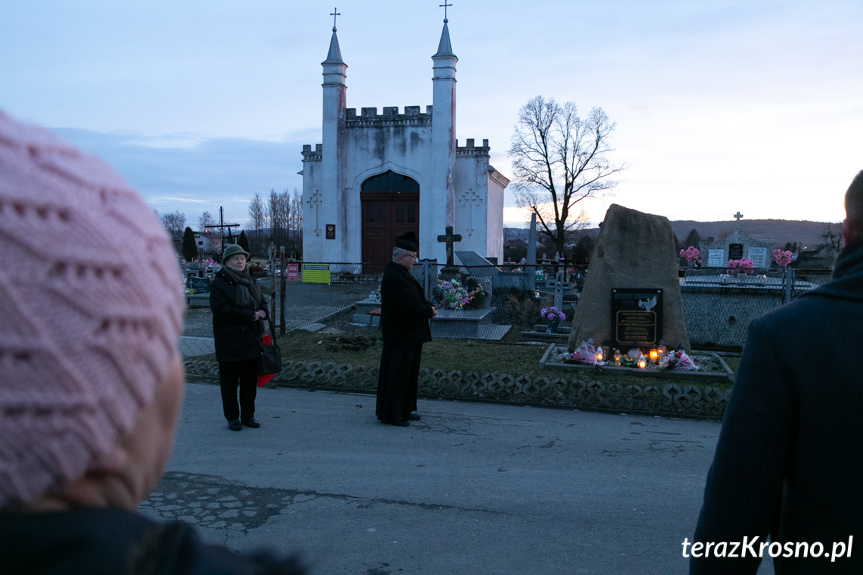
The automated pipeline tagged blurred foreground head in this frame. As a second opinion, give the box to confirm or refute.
[0,110,185,508]
[845,170,863,247]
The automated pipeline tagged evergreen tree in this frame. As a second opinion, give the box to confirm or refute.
[682,228,702,251]
[181,227,198,262]
[238,230,251,257]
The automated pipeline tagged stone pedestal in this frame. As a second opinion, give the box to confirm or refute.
[430,307,497,338]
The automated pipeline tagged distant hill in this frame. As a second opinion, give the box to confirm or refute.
[669,219,840,250]
[506,219,842,250]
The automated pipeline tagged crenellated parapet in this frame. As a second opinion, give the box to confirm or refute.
[345,106,433,128]
[456,138,490,158]
[302,144,323,162]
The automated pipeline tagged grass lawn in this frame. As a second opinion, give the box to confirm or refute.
[277,329,549,377]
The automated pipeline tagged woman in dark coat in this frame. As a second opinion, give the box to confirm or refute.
[376,232,437,426]
[210,244,269,430]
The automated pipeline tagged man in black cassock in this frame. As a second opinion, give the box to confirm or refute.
[376,232,437,427]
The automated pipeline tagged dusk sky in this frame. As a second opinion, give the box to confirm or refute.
[2,0,861,230]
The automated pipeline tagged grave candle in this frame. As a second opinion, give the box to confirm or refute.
[649,349,659,363]
[637,353,647,369]
[596,347,604,363]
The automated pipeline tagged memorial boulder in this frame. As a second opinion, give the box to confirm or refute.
[568,204,691,352]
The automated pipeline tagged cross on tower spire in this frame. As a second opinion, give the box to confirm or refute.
[439,1,452,23]
[330,7,340,30]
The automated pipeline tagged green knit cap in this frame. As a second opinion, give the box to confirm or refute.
[222,244,250,262]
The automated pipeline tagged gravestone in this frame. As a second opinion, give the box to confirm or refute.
[526,213,537,291]
[554,279,564,311]
[700,216,773,268]
[455,250,495,306]
[437,226,462,280]
[568,204,690,352]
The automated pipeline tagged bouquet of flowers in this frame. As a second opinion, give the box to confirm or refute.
[773,249,793,267]
[463,277,489,308]
[541,306,566,325]
[664,350,699,371]
[433,279,470,310]
[560,339,596,364]
[432,278,488,310]
[679,246,702,265]
[727,258,754,275]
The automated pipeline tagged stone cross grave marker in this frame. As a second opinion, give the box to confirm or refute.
[437,226,462,267]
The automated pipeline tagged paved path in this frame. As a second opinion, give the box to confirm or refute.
[179,336,215,358]
[138,381,773,575]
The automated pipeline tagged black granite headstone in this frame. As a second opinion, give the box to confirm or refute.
[728,243,744,260]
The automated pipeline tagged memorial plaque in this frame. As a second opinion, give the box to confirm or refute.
[748,246,768,268]
[325,224,336,240]
[728,243,744,260]
[707,249,725,268]
[611,288,663,349]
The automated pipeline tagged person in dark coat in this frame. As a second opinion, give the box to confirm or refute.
[376,232,437,427]
[210,244,269,431]
[690,170,863,574]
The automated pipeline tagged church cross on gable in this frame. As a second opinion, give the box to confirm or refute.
[299,8,509,273]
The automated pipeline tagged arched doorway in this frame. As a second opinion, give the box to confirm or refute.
[361,170,419,274]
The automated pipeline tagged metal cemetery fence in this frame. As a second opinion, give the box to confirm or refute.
[263,261,832,350]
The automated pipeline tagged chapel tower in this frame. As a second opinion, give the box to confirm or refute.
[427,18,457,258]
[319,19,347,261]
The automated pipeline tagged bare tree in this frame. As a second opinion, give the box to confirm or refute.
[290,188,303,253]
[509,95,625,255]
[268,189,289,256]
[247,193,268,257]
[823,223,842,249]
[159,210,187,242]
[198,211,215,232]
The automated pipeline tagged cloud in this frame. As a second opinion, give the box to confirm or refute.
[53,127,311,224]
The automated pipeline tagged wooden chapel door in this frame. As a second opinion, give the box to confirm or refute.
[360,171,419,274]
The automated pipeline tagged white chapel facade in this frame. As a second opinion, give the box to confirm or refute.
[300,15,509,272]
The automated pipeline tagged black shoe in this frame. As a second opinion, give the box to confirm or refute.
[242,418,261,428]
[228,419,242,431]
[391,418,410,427]
[407,412,421,421]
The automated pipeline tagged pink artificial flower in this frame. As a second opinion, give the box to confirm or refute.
[680,246,701,262]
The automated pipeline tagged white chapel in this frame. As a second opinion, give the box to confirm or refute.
[300,14,509,272]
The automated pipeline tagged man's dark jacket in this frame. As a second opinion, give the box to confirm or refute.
[379,260,434,345]
[209,267,267,362]
[691,240,863,574]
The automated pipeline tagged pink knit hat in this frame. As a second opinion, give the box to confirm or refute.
[0,110,185,507]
